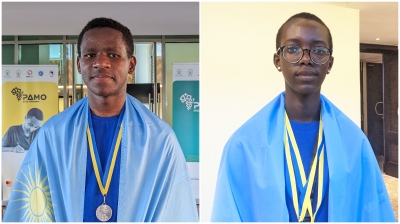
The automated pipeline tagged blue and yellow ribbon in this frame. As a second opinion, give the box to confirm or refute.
[86,106,125,196]
[284,112,325,222]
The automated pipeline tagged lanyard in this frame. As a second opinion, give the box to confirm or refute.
[284,112,325,222]
[86,105,125,196]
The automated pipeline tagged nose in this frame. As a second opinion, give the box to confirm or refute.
[298,49,313,65]
[93,53,111,69]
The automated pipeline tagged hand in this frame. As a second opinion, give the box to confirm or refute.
[14,144,25,153]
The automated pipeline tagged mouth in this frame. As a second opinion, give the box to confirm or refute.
[295,70,318,82]
[91,74,114,80]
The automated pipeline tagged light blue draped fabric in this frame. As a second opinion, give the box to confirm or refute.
[3,95,198,222]
[211,92,395,222]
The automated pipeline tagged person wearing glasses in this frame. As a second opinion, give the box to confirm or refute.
[211,12,395,222]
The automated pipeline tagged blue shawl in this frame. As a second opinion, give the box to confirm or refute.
[3,95,198,222]
[211,92,395,222]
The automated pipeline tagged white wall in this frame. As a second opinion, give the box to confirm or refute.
[200,2,359,221]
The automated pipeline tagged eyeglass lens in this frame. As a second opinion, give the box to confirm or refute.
[282,46,330,64]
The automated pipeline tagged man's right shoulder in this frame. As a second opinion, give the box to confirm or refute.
[41,98,87,129]
[232,101,278,138]
[7,125,22,131]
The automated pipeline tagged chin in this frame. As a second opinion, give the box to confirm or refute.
[286,85,321,97]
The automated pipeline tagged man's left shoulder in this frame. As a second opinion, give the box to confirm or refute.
[125,96,178,152]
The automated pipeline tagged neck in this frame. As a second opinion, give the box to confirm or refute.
[88,94,126,117]
[285,91,321,122]
[22,125,30,136]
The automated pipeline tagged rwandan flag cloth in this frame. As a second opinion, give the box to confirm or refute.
[211,92,396,222]
[3,94,198,222]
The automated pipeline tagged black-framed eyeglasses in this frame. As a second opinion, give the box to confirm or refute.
[277,45,332,65]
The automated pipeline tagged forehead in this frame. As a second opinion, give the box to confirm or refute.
[280,19,330,46]
[81,27,125,49]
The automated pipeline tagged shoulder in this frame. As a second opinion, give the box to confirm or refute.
[221,94,284,167]
[126,94,173,131]
[321,95,365,136]
[321,95,373,163]
[6,125,22,132]
[228,94,282,147]
[41,98,88,130]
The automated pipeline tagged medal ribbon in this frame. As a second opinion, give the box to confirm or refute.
[284,112,325,222]
[86,105,125,196]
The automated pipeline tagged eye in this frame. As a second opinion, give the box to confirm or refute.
[286,45,301,54]
[312,47,329,55]
[109,53,119,58]
[84,54,96,58]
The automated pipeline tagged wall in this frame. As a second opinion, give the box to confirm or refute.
[200,2,359,221]
[2,2,199,35]
[165,43,200,127]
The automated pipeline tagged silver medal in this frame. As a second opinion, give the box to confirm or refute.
[96,204,112,222]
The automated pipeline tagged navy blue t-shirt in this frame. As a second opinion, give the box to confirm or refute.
[83,114,121,222]
[285,120,329,222]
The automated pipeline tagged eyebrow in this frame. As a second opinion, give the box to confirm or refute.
[82,47,119,52]
[284,38,328,46]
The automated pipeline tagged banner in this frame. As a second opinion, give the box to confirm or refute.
[2,65,58,201]
[172,63,199,204]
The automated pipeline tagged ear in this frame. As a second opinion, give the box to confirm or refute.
[327,56,334,74]
[273,53,281,71]
[128,56,137,74]
[77,57,81,74]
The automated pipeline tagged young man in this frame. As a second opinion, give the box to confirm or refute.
[211,12,395,222]
[2,107,43,153]
[3,18,198,222]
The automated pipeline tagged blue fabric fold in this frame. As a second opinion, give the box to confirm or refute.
[211,92,396,222]
[3,95,198,222]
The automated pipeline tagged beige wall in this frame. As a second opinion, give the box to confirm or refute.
[200,2,359,221]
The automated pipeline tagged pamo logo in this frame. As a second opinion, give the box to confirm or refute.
[11,87,24,101]
[11,87,47,102]
[179,93,199,112]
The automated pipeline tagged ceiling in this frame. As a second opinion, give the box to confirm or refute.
[325,2,398,63]
[2,2,199,35]
[1,2,397,63]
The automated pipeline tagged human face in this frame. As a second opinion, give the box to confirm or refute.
[274,19,334,97]
[77,27,136,99]
[23,116,42,133]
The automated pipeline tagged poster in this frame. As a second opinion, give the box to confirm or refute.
[172,63,199,204]
[2,65,58,201]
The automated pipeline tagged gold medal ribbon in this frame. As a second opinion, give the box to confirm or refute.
[284,112,325,222]
[86,121,123,196]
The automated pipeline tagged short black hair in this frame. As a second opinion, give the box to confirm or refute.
[77,17,134,57]
[27,108,43,120]
[276,12,333,51]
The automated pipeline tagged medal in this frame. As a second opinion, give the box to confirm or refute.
[96,196,112,221]
[87,105,125,222]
